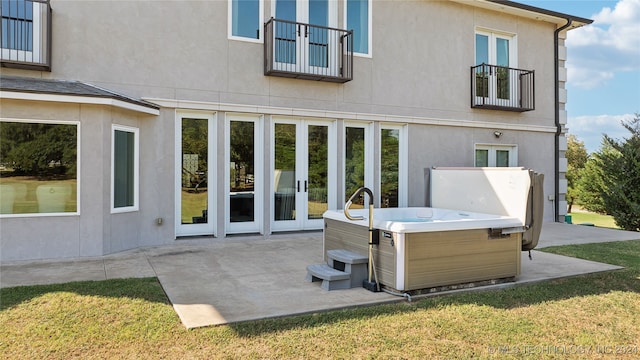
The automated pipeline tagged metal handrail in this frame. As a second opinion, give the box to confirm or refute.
[344,186,379,292]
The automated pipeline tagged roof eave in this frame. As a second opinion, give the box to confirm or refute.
[451,0,593,29]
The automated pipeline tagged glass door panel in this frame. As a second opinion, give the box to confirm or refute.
[181,118,208,225]
[496,150,510,167]
[380,128,399,208]
[275,0,297,65]
[308,0,329,69]
[229,121,255,223]
[274,123,297,221]
[344,126,365,207]
[306,124,328,220]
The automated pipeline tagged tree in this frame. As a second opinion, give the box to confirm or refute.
[565,134,588,212]
[580,113,640,231]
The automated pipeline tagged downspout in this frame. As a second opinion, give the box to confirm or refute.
[554,18,573,222]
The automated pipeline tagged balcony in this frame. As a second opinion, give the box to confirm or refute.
[1,0,51,71]
[471,64,535,112]
[264,18,353,83]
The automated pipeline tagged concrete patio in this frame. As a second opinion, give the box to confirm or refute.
[1,222,638,328]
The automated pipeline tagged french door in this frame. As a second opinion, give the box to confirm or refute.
[273,0,339,76]
[226,115,262,234]
[475,31,516,106]
[175,112,216,237]
[272,119,336,231]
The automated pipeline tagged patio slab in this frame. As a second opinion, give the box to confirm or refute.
[1,222,637,328]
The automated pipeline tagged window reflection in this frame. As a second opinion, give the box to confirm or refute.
[229,121,255,222]
[380,128,399,208]
[0,121,78,215]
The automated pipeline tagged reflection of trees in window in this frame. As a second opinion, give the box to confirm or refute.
[230,121,254,192]
[345,127,364,204]
[0,121,76,178]
[380,129,399,208]
[274,123,295,172]
[0,121,77,214]
[308,125,328,203]
[181,118,208,190]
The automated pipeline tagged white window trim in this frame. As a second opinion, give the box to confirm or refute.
[344,0,372,58]
[475,144,518,167]
[0,118,80,218]
[225,113,263,235]
[379,123,408,207]
[342,121,374,205]
[111,124,139,213]
[228,0,264,43]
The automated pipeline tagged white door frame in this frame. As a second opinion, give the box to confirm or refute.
[271,117,336,231]
[175,111,217,237]
[271,0,338,75]
[225,114,263,234]
[342,121,374,205]
[475,29,518,106]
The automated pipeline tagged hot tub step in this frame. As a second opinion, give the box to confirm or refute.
[306,264,351,291]
[326,249,369,289]
[327,249,368,264]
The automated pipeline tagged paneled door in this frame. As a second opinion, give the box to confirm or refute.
[272,119,335,231]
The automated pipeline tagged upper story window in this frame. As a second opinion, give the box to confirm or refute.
[346,0,371,56]
[228,0,262,41]
[475,144,517,167]
[0,120,79,216]
[1,0,51,69]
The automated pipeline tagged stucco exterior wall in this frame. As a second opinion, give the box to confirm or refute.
[0,0,574,260]
[0,99,167,261]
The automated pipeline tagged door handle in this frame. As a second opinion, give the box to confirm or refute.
[297,180,300,192]
[304,180,308,192]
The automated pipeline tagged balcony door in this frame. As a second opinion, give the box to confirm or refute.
[273,0,339,76]
[475,31,517,107]
[272,119,336,231]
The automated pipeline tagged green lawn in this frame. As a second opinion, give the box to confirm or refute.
[1,241,639,359]
[567,210,619,229]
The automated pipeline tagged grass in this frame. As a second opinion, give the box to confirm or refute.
[567,210,619,229]
[1,241,639,359]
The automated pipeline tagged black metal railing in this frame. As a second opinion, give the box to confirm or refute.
[1,0,51,71]
[265,18,353,83]
[471,64,534,112]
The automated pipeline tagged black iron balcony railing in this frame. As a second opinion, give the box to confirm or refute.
[1,0,51,71]
[264,18,353,83]
[471,64,534,112]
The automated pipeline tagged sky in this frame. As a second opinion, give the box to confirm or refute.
[519,0,640,153]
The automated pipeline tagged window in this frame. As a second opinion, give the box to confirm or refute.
[475,145,517,167]
[345,0,371,56]
[0,120,79,216]
[1,0,44,63]
[112,125,139,212]
[229,0,262,41]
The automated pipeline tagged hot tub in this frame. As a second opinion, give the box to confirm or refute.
[323,207,524,291]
